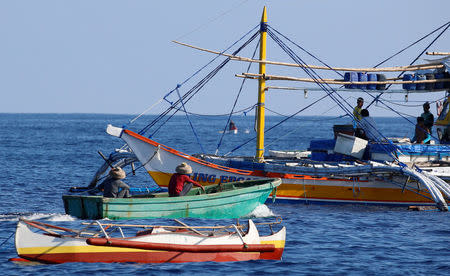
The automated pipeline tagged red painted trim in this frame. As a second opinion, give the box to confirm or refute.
[87,237,275,253]
[123,129,365,183]
[259,248,285,260]
[18,251,265,263]
[274,194,434,203]
[8,257,32,262]
[124,129,253,175]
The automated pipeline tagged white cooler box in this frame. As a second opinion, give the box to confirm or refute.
[334,133,368,159]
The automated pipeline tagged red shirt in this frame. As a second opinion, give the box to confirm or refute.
[168,173,202,196]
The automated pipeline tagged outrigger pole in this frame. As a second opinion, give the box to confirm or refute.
[256,6,267,163]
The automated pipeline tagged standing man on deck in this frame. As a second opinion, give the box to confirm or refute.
[353,97,364,138]
[353,97,364,121]
[421,102,434,136]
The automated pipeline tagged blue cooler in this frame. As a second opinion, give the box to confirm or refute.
[357,72,367,90]
[376,74,386,90]
[416,74,426,90]
[425,73,435,90]
[367,74,377,90]
[403,74,416,90]
[344,72,358,89]
[434,72,444,90]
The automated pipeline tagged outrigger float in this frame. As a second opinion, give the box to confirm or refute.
[82,7,450,210]
[11,218,285,264]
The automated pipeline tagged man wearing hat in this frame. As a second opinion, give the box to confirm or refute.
[97,167,131,198]
[353,97,364,121]
[421,102,434,137]
[168,163,205,197]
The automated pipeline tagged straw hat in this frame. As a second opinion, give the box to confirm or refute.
[109,167,126,180]
[176,162,192,174]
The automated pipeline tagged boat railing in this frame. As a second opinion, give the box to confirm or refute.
[21,217,283,238]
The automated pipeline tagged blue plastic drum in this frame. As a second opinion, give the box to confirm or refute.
[403,74,416,90]
[367,74,377,90]
[344,72,358,89]
[416,74,426,90]
[357,72,367,90]
[376,74,386,90]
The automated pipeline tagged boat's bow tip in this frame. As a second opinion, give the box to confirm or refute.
[106,124,123,137]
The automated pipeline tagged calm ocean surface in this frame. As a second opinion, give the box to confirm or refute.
[0,113,449,275]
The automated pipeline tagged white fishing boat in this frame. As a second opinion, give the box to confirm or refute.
[83,7,450,210]
[12,218,285,263]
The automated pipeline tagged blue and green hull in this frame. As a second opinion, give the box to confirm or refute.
[63,178,281,219]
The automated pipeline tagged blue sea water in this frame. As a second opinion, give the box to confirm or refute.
[0,113,449,275]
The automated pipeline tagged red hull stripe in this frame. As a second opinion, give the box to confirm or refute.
[19,251,263,263]
[87,237,275,253]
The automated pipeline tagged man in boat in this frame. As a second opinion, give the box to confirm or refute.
[229,120,237,132]
[359,109,384,142]
[96,167,131,198]
[421,102,434,136]
[353,97,365,138]
[353,97,364,121]
[412,116,431,144]
[168,163,205,197]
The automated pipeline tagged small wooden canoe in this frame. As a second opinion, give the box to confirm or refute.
[63,178,281,220]
[13,219,286,263]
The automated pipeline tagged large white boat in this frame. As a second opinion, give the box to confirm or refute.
[85,7,450,210]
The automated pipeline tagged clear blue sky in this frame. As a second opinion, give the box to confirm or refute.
[0,0,448,117]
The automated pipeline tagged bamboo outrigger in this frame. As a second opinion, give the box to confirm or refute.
[173,41,446,72]
[237,72,450,86]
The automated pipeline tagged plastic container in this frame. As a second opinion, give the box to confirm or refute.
[434,72,444,90]
[445,72,450,89]
[376,74,386,90]
[334,133,368,159]
[425,73,435,90]
[367,74,377,90]
[357,72,367,90]
[403,74,416,90]
[416,74,426,90]
[344,72,358,89]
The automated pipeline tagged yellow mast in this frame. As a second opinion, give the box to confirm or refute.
[255,6,267,163]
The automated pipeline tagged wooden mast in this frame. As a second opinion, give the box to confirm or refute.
[256,6,267,163]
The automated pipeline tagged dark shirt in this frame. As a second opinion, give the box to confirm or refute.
[421,111,434,131]
[168,173,201,197]
[414,124,430,144]
[97,178,130,198]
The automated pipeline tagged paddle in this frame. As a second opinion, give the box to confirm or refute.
[98,150,114,169]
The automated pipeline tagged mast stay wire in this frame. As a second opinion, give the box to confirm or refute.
[174,0,250,41]
[215,40,260,155]
[270,28,398,161]
[148,31,260,139]
[268,25,447,142]
[136,26,259,136]
[367,21,450,108]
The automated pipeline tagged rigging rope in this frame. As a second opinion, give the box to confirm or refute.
[171,104,256,117]
[148,31,260,139]
[368,21,450,108]
[269,25,449,145]
[135,26,259,137]
[175,87,206,153]
[269,27,400,162]
[215,39,260,155]
[372,20,450,69]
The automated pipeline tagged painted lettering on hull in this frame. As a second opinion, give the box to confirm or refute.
[191,172,254,184]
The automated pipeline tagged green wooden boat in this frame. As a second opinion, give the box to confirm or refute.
[62,178,281,220]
